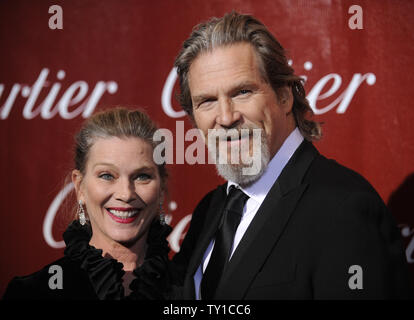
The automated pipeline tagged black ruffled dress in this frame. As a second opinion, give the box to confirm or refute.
[3,220,172,300]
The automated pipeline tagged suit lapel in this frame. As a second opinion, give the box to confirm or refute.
[215,140,319,299]
[183,184,227,298]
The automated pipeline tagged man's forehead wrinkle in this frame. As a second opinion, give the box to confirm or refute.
[190,53,260,97]
[193,43,256,70]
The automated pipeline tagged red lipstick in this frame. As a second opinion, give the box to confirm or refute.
[105,207,140,224]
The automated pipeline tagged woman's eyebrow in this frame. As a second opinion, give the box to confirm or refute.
[93,162,117,169]
[93,163,156,171]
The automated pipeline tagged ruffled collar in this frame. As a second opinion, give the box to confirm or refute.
[63,219,171,300]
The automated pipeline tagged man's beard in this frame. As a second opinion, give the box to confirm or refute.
[207,125,270,188]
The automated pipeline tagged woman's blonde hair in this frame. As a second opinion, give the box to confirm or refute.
[74,107,167,182]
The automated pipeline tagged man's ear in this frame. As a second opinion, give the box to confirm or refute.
[278,86,294,114]
[71,169,84,202]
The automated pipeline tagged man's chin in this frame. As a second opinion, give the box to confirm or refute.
[209,128,270,186]
[215,163,263,188]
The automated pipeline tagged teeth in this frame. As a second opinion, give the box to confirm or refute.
[108,209,138,218]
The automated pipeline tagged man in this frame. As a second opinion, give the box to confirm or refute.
[171,11,412,299]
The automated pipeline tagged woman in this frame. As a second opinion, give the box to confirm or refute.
[3,108,172,300]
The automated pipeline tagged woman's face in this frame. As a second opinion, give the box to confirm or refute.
[72,136,163,246]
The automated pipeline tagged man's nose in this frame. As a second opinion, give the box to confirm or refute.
[216,98,241,129]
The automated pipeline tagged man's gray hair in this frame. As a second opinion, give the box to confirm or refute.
[174,11,321,141]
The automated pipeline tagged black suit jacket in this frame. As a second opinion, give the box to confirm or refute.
[172,140,413,299]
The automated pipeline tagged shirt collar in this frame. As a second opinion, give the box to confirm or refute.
[227,127,304,204]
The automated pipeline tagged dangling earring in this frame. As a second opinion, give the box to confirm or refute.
[159,202,166,225]
[78,200,86,226]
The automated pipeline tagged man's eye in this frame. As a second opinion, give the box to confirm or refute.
[239,89,251,95]
[198,99,215,108]
[99,173,114,181]
[198,101,208,108]
[135,173,152,181]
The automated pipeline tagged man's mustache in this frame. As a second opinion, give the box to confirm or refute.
[208,126,262,142]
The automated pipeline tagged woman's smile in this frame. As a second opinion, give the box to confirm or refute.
[105,207,142,224]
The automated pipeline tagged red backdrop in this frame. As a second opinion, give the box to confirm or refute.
[1,0,414,296]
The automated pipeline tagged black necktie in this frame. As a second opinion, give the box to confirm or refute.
[200,185,249,300]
